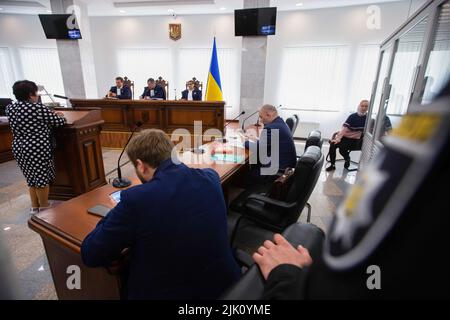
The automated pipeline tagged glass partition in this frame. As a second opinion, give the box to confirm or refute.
[380,17,429,140]
[422,1,450,104]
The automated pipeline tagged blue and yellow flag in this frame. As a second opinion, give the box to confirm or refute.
[205,37,223,101]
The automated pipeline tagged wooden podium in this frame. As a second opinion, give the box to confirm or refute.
[50,109,106,200]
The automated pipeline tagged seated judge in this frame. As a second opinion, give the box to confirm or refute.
[181,80,202,101]
[108,76,132,99]
[326,100,368,171]
[243,104,297,186]
[140,78,166,100]
[81,129,240,299]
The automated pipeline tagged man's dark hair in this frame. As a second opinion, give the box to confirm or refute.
[147,78,155,83]
[115,77,124,82]
[12,80,38,102]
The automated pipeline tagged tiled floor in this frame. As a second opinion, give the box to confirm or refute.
[0,142,356,299]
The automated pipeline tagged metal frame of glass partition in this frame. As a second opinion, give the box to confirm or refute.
[360,0,449,169]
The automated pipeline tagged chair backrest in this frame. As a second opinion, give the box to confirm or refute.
[186,77,203,92]
[0,98,12,116]
[285,117,295,135]
[156,76,168,100]
[283,145,324,225]
[123,77,134,99]
[285,114,299,136]
[292,114,299,134]
[304,130,323,151]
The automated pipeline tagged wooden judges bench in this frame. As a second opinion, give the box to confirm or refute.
[29,143,249,299]
[70,99,225,148]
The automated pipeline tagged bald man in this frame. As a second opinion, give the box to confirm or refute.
[326,100,369,171]
[244,104,297,185]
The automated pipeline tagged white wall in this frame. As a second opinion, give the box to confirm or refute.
[89,14,242,117]
[0,0,428,124]
[0,14,58,85]
[265,0,428,138]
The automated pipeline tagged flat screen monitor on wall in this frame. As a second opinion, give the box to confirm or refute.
[234,7,277,36]
[39,14,82,40]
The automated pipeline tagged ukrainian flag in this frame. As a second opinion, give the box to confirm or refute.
[205,37,223,101]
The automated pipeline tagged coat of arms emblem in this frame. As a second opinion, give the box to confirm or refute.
[169,23,181,41]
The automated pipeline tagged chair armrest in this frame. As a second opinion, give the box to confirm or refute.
[244,193,297,210]
[234,249,255,268]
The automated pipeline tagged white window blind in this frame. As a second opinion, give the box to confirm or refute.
[117,48,171,99]
[348,44,380,109]
[177,48,238,107]
[0,47,15,98]
[18,47,65,103]
[279,45,350,111]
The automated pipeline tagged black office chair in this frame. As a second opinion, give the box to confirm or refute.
[229,131,323,213]
[285,114,299,136]
[222,222,325,300]
[230,145,324,245]
[0,98,12,116]
[304,130,323,151]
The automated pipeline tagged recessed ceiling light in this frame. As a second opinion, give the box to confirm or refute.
[296,2,303,6]
[46,10,51,13]
[219,7,226,10]
[168,9,174,13]
[119,10,126,13]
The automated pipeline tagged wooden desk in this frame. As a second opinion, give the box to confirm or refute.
[28,143,248,299]
[0,121,13,163]
[70,99,225,148]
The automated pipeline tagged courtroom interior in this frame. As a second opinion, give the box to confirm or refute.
[0,0,449,302]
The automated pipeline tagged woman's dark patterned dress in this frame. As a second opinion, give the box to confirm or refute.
[6,101,66,188]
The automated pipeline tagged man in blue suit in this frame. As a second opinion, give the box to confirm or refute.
[108,77,132,99]
[181,80,202,101]
[81,129,240,299]
[140,78,166,100]
[243,104,297,186]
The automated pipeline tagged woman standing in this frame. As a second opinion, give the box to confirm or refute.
[6,80,66,214]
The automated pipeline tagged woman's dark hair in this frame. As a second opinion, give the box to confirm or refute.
[12,80,38,102]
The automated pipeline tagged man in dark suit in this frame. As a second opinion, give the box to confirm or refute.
[243,104,297,186]
[108,77,132,99]
[81,129,240,299]
[181,80,202,101]
[140,78,166,100]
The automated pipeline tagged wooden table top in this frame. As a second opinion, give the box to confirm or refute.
[29,136,251,252]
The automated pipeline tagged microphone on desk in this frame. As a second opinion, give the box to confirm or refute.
[215,111,246,143]
[53,94,69,100]
[225,111,246,129]
[112,121,143,188]
[241,109,260,131]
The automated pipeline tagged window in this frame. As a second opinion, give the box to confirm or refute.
[348,45,380,110]
[422,1,450,104]
[18,47,65,103]
[177,48,238,108]
[279,45,350,111]
[0,47,15,98]
[117,48,171,99]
